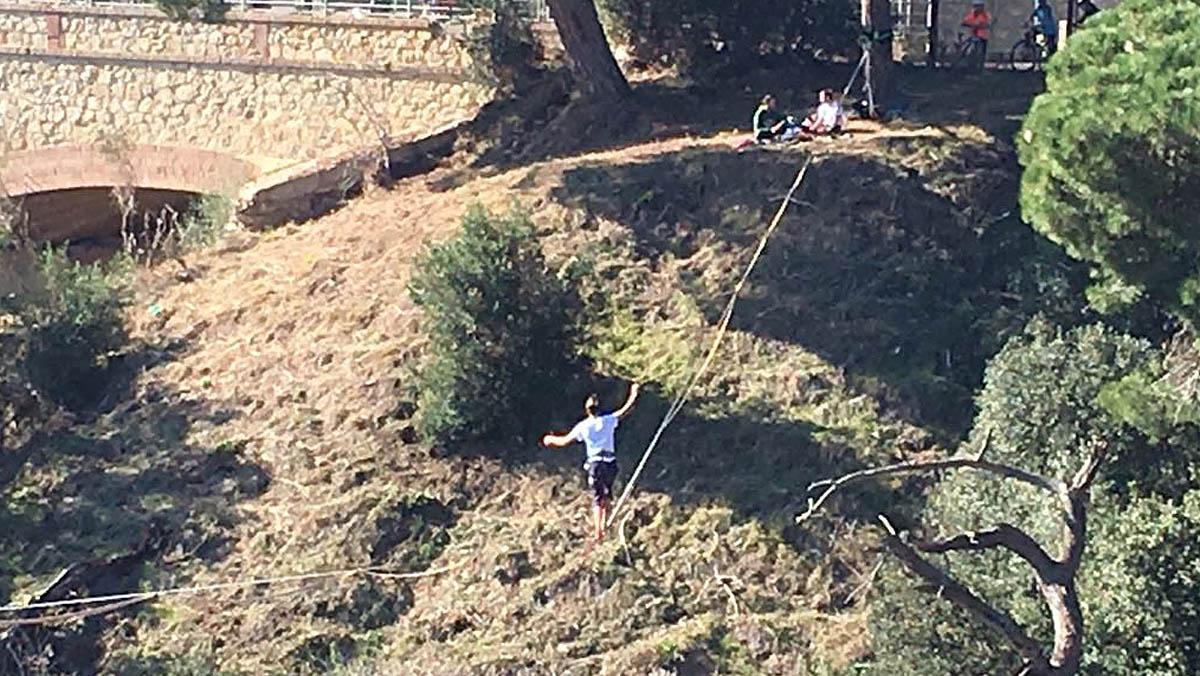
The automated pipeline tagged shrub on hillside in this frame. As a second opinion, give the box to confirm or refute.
[409,206,582,444]
[599,0,857,74]
[1,247,131,411]
[1018,0,1200,326]
[868,320,1200,674]
[121,193,231,266]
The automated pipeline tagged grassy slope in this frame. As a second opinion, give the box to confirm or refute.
[2,69,1053,675]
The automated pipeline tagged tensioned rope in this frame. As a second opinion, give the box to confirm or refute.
[0,559,469,625]
[1,156,813,627]
[606,156,814,529]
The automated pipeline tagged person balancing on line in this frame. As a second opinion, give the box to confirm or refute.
[541,383,640,541]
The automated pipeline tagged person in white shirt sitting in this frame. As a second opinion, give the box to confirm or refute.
[800,89,847,137]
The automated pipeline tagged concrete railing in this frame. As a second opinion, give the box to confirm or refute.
[1,0,550,20]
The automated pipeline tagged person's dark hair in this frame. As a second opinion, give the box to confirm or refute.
[585,394,600,416]
[761,94,775,106]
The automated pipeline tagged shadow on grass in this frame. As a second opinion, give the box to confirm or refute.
[428,62,860,186]
[892,65,1047,142]
[549,145,1087,436]
[0,345,270,673]
[445,382,906,548]
[437,61,1045,187]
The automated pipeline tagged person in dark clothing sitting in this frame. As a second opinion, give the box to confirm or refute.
[752,94,799,143]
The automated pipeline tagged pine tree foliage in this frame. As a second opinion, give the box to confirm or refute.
[1018,0,1200,325]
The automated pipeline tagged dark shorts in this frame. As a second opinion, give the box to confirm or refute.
[585,460,619,506]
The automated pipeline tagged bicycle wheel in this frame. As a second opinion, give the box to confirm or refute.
[950,43,974,70]
[1010,39,1041,72]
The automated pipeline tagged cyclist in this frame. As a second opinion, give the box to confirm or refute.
[1031,0,1058,54]
[960,1,993,68]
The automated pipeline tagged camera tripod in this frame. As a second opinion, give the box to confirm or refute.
[842,46,878,119]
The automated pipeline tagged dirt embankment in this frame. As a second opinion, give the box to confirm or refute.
[1,67,1045,674]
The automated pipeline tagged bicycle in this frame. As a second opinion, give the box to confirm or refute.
[945,32,988,70]
[1008,23,1054,72]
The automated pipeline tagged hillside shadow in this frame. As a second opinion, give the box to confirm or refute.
[550,145,1085,435]
[438,61,1042,184]
[0,374,269,673]
[431,62,860,184]
[886,65,1045,142]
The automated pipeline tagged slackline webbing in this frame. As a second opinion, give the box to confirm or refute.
[606,156,814,529]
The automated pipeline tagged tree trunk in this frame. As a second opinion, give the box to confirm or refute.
[545,0,630,99]
[861,0,895,113]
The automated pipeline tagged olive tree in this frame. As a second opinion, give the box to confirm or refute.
[835,322,1200,675]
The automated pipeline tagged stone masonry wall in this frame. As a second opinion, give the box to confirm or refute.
[60,12,261,59]
[0,4,493,165]
[0,10,45,49]
[0,57,490,161]
[0,4,484,69]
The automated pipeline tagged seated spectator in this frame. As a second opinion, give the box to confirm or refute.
[752,94,800,143]
[800,89,847,136]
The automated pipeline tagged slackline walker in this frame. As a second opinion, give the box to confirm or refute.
[2,158,813,627]
[605,156,814,530]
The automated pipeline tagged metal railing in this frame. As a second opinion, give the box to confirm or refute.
[21,0,551,21]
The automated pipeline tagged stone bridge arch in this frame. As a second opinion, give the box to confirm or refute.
[0,145,258,198]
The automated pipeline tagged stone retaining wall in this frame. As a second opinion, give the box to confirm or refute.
[0,4,494,166]
[0,4,483,70]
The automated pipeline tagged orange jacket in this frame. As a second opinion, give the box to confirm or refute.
[962,9,992,40]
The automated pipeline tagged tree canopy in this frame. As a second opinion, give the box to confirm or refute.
[1018,0,1200,326]
[869,321,1200,674]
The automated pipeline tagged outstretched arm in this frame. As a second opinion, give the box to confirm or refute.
[614,383,640,420]
[542,432,576,448]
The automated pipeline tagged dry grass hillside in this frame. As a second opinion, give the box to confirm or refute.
[3,67,1051,675]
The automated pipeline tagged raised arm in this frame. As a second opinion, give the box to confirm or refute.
[613,383,640,420]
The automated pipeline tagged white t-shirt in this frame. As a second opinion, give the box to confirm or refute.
[815,101,845,130]
[570,414,618,464]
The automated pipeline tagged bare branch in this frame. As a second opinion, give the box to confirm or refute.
[881,526,1049,667]
[1059,438,1110,575]
[798,456,1064,523]
[1069,438,1109,492]
[797,435,1112,675]
[974,427,993,461]
[914,524,1057,575]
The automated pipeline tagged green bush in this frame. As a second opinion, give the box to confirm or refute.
[408,206,582,444]
[868,320,1200,674]
[176,194,232,252]
[1018,0,1200,326]
[1,247,131,411]
[599,0,857,74]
